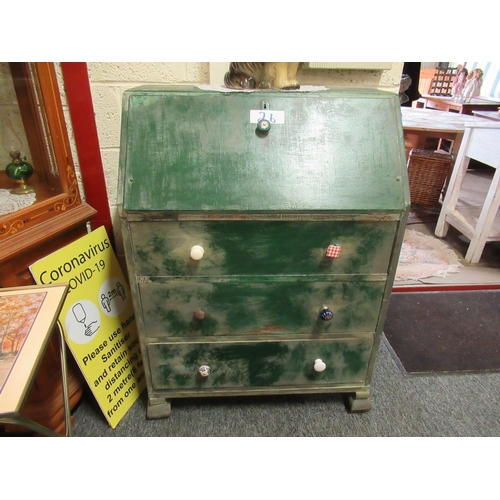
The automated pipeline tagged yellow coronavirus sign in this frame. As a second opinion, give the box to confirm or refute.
[30,226,145,428]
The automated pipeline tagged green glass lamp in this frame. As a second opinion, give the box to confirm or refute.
[2,117,35,195]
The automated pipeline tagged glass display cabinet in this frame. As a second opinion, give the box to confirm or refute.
[0,62,96,434]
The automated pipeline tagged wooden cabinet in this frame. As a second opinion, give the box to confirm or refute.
[0,63,96,434]
[118,86,409,418]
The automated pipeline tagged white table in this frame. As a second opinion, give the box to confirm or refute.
[401,107,493,157]
[472,110,500,122]
[435,122,500,263]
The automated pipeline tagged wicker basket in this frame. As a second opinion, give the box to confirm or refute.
[407,149,454,206]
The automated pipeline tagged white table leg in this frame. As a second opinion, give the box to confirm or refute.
[464,167,500,263]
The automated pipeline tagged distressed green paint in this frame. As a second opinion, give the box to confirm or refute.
[148,338,373,390]
[119,86,408,212]
[140,280,384,337]
[342,349,366,376]
[119,87,410,413]
[130,220,397,277]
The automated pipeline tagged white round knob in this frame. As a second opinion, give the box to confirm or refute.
[190,245,204,261]
[198,365,211,377]
[314,359,326,372]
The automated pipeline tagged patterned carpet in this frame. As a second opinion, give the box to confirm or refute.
[396,228,462,282]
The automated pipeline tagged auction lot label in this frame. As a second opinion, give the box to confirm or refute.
[30,226,145,428]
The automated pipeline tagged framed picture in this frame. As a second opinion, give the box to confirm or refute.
[0,283,68,416]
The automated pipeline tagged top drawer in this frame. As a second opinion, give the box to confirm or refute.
[128,219,397,277]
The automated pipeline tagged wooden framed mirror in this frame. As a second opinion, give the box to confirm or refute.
[0,62,96,434]
[0,62,96,286]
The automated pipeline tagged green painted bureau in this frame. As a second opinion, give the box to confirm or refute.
[118,85,410,418]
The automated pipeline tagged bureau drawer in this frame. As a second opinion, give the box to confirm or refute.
[129,220,397,277]
[148,337,373,391]
[139,280,385,337]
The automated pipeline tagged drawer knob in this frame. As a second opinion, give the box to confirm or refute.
[193,309,206,321]
[256,118,271,135]
[190,245,205,260]
[319,306,334,321]
[198,365,211,377]
[325,245,342,258]
[314,359,327,372]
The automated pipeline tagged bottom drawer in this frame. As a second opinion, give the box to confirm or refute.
[148,337,373,391]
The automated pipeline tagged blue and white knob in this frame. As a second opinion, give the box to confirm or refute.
[198,365,211,377]
[320,306,334,321]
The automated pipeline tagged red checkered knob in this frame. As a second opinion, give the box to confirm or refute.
[325,245,341,258]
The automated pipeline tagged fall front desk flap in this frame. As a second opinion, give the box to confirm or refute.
[118,86,410,213]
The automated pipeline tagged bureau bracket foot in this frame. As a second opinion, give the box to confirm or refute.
[345,390,372,413]
[147,398,172,419]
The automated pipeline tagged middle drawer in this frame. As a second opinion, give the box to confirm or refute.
[139,280,385,338]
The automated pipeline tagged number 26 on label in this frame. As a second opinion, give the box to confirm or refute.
[250,110,285,124]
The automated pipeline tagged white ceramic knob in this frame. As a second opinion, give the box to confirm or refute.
[190,245,204,261]
[314,359,326,372]
[198,365,211,377]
